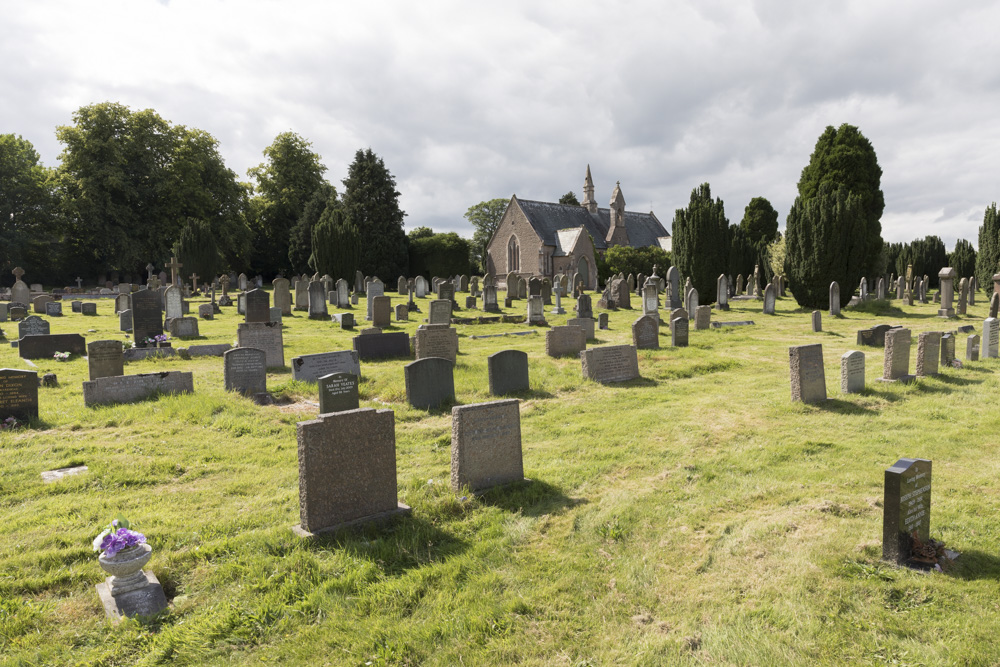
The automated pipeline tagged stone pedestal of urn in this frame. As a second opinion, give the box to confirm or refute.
[95,543,168,621]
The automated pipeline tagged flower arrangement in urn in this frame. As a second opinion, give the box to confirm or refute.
[93,517,146,558]
[92,516,166,619]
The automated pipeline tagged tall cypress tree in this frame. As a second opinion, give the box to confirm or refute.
[976,203,1000,290]
[341,148,407,279]
[671,183,729,304]
[949,238,977,280]
[289,183,337,274]
[311,208,360,282]
[785,184,866,308]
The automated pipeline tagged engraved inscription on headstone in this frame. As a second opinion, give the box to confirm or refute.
[789,343,827,403]
[87,340,124,381]
[840,350,864,394]
[451,399,523,493]
[224,347,267,396]
[883,458,931,565]
[318,372,360,414]
[0,368,38,420]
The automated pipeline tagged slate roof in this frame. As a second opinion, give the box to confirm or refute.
[516,199,669,251]
[553,228,584,257]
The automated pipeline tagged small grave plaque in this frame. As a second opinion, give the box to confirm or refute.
[318,372,360,413]
[451,399,523,493]
[82,371,194,407]
[883,458,931,565]
[291,350,360,383]
[789,343,827,403]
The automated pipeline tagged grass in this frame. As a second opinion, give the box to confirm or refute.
[2,290,1000,665]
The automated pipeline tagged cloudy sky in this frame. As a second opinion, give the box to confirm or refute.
[4,0,999,248]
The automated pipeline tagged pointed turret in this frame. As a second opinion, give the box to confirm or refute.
[606,181,629,246]
[582,165,598,213]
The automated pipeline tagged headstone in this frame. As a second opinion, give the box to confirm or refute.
[939,333,955,367]
[877,277,886,300]
[896,276,905,300]
[82,371,194,407]
[880,328,913,382]
[541,278,552,306]
[371,296,392,328]
[437,281,455,305]
[293,408,409,536]
[415,276,428,298]
[527,295,546,324]
[352,331,410,360]
[19,333,86,359]
[566,317,595,341]
[957,278,968,316]
[967,334,980,361]
[167,317,199,338]
[32,295,53,314]
[829,282,840,316]
[671,317,688,347]
[237,321,284,368]
[598,313,609,330]
[10,268,30,306]
[0,368,38,420]
[938,267,956,317]
[451,399,523,493]
[18,315,50,339]
[762,284,775,315]
[812,310,822,332]
[483,285,499,313]
[0,303,6,322]
[882,458,932,565]
[841,350,865,394]
[404,357,455,409]
[293,280,308,311]
[81,303,97,316]
[641,284,659,322]
[366,280,385,321]
[428,299,453,325]
[789,343,827,403]
[185,344,231,357]
[990,293,1000,319]
[915,332,941,377]
[272,278,292,315]
[414,325,459,363]
[487,350,529,396]
[315,372,359,414]
[984,317,1000,358]
[694,305,711,330]
[736,274,744,296]
[856,324,899,347]
[859,277,868,301]
[308,281,328,319]
[613,279,631,309]
[685,287,698,318]
[42,301,61,317]
[198,303,213,319]
[87,340,124,381]
[666,267,680,309]
[576,294,593,319]
[332,313,354,329]
[716,274,729,311]
[291,350,360,383]
[545,325,586,358]
[581,345,640,384]
[163,285,182,321]
[223,347,267,396]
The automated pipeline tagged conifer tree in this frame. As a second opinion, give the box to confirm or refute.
[289,183,336,274]
[342,148,407,278]
[671,183,729,304]
[949,238,977,281]
[976,203,1000,289]
[311,208,360,282]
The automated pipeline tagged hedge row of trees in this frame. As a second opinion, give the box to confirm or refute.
[0,102,410,286]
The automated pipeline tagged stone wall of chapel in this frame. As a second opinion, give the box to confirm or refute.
[485,202,542,287]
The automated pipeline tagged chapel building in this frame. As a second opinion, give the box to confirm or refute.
[484,166,670,289]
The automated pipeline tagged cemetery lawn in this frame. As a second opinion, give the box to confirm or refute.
[4,294,1000,666]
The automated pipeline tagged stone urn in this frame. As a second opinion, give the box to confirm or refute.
[98,543,153,595]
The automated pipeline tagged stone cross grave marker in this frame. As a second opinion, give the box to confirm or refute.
[165,256,183,286]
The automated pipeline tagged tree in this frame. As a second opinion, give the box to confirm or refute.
[884,242,904,278]
[671,183,729,304]
[949,238,977,281]
[796,123,884,279]
[464,198,508,272]
[976,203,1000,291]
[602,245,671,280]
[248,131,327,277]
[740,197,779,248]
[408,226,434,240]
[341,148,407,279]
[288,183,337,274]
[310,207,359,281]
[785,184,867,308]
[0,134,57,283]
[728,225,757,280]
[559,191,580,206]
[767,235,786,281]
[174,218,219,282]
[408,232,472,278]
[894,236,947,287]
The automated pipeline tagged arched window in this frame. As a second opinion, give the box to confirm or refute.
[507,236,520,272]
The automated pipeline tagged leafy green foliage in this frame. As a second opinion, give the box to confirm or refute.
[559,191,580,206]
[464,198,508,272]
[672,183,729,304]
[342,148,407,279]
[0,134,57,282]
[740,197,779,248]
[796,124,884,278]
[976,203,1000,290]
[174,218,219,283]
[409,232,472,278]
[56,103,250,281]
[785,184,867,308]
[310,207,359,281]
[949,238,977,281]
[288,183,337,275]
[728,225,758,280]
[408,226,434,240]
[247,132,328,278]
[894,236,948,287]
[601,245,671,280]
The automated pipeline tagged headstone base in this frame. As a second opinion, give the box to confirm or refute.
[292,502,412,538]
[877,375,916,384]
[937,308,955,318]
[96,571,168,622]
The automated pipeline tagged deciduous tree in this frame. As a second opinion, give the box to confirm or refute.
[464,198,508,272]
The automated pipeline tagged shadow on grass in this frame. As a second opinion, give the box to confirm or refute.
[821,331,845,338]
[814,398,880,415]
[928,373,983,387]
[478,479,581,518]
[947,549,1000,581]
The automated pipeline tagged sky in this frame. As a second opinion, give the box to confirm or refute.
[3,0,1000,249]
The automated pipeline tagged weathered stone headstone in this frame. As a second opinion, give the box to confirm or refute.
[631,315,659,349]
[811,310,822,332]
[415,276,428,298]
[545,325,586,358]
[291,350,360,383]
[566,317,595,341]
[967,334,980,361]
[119,310,132,332]
[685,287,698,318]
[527,295,546,325]
[576,294,592,320]
[371,296,392,328]
[841,350,865,394]
[395,304,408,321]
[880,328,913,382]
[352,331,410,360]
[666,266,680,309]
[81,302,97,316]
[856,324,899,348]
[915,332,941,377]
[428,299,452,325]
[940,333,955,367]
[272,278,292,315]
[613,279,631,309]
[19,333,86,359]
[598,313,609,329]
[0,368,38,420]
[167,317,199,338]
[0,303,7,322]
[293,408,409,536]
[414,325,459,362]
[938,267,956,317]
[32,295,53,314]
[308,281,328,319]
[10,268,30,306]
[829,281,840,316]
[984,317,1000,358]
[882,458,931,565]
[716,274,729,311]
[483,285,499,313]
[487,350,529,396]
[671,316,688,347]
[18,315,50,339]
[237,321,284,368]
[164,285,183,321]
[990,293,1000,319]
[789,343,827,403]
[762,284,775,315]
[695,305,711,330]
[404,357,455,409]
[451,399,523,493]
[581,345,639,383]
[224,347,267,396]
[82,371,193,407]
[44,301,62,317]
[318,372,360,413]
[293,280,308,311]
[332,313,354,329]
[87,340,124,381]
